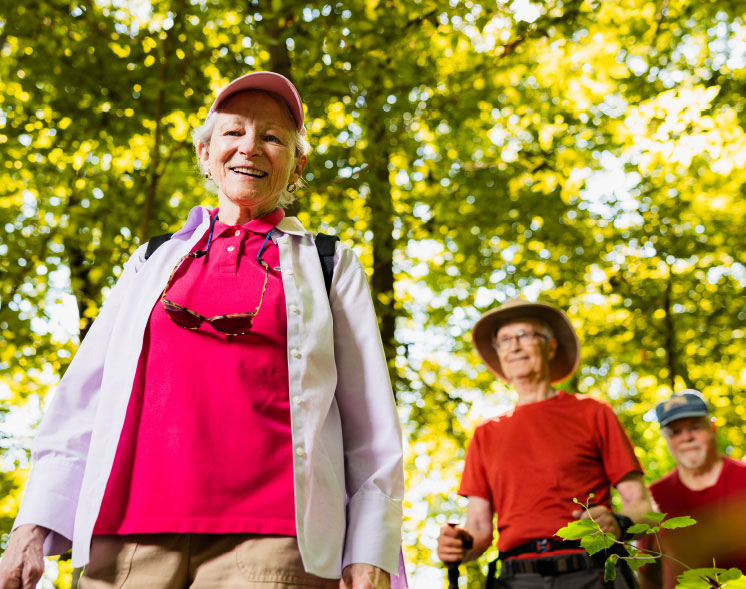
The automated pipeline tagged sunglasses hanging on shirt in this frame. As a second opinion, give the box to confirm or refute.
[160,214,273,336]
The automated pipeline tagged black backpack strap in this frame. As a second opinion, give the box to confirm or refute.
[314,233,339,296]
[144,232,173,260]
[146,231,338,296]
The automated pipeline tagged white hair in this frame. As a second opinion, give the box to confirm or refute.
[192,92,311,209]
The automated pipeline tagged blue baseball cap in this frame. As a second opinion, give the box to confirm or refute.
[655,390,710,427]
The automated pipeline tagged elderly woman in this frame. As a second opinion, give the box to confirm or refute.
[0,72,404,589]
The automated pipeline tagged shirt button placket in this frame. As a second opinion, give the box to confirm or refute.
[220,228,242,272]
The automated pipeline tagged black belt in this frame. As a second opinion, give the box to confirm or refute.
[501,553,593,576]
[499,537,582,560]
[485,538,588,588]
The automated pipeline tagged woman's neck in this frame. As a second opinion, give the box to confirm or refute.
[217,199,277,225]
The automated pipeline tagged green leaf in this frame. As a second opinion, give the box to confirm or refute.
[724,575,746,588]
[626,523,650,534]
[645,512,667,523]
[604,554,619,582]
[717,568,746,583]
[580,532,616,556]
[661,516,697,530]
[677,567,731,589]
[626,556,657,572]
[556,519,599,540]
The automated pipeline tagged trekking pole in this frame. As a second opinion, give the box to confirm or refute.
[447,562,460,589]
[446,523,473,588]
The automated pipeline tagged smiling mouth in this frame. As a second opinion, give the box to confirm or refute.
[231,167,267,178]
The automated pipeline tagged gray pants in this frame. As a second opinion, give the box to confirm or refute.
[494,554,637,589]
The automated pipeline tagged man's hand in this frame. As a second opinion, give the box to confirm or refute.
[0,525,48,589]
[572,505,623,538]
[339,563,390,589]
[437,524,474,564]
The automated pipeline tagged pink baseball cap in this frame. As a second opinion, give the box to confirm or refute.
[208,71,305,135]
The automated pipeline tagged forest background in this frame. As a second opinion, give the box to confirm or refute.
[1,0,745,587]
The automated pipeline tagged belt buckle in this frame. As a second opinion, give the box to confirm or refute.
[535,538,551,553]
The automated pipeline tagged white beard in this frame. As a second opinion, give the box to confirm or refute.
[673,443,709,470]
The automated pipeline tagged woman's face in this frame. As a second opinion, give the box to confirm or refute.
[199,91,305,218]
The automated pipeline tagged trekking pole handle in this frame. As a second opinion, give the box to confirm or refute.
[446,523,473,588]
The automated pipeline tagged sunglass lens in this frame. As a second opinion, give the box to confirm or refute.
[212,315,255,335]
[163,304,204,329]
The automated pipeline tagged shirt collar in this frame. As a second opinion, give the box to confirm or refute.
[274,215,309,236]
[173,206,212,238]
[211,207,286,236]
[175,206,310,241]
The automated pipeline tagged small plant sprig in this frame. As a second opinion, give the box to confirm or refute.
[555,495,746,588]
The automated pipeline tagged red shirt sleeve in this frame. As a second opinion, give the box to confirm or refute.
[594,402,644,486]
[458,425,493,503]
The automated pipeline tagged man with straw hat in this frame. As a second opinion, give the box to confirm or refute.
[437,298,654,588]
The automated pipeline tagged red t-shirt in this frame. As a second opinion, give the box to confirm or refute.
[459,391,642,553]
[643,457,746,588]
[94,208,296,536]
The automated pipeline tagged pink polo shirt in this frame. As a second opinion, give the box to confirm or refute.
[94,208,296,536]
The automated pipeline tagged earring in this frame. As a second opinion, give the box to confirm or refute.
[286,183,297,193]
[205,170,212,180]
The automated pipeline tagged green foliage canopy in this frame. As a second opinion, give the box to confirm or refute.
[1,0,745,586]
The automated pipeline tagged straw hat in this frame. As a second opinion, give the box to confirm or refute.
[472,297,580,384]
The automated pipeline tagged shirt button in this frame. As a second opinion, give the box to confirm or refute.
[293,396,303,406]
[227,246,235,252]
[295,447,305,457]
[234,230,241,237]
[291,349,301,359]
[290,305,300,314]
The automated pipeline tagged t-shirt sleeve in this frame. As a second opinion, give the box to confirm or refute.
[595,402,644,486]
[458,426,492,503]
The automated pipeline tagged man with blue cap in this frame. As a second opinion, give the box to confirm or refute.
[639,390,746,588]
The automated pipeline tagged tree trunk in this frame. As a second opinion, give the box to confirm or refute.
[663,271,676,387]
[264,16,301,218]
[139,22,171,242]
[663,266,693,388]
[367,118,398,393]
[67,188,98,340]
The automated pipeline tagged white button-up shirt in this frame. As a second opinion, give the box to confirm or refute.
[14,206,405,583]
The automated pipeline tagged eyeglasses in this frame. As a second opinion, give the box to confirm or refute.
[160,217,273,336]
[664,421,711,439]
[494,330,549,351]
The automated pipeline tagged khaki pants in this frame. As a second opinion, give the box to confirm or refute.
[80,534,340,589]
